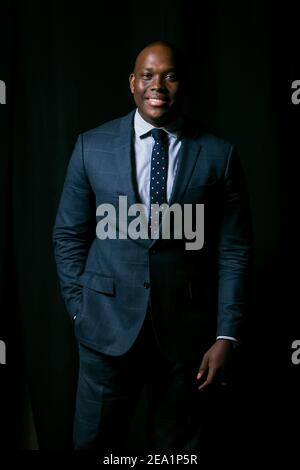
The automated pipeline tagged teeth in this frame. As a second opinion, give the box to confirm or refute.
[149,98,166,105]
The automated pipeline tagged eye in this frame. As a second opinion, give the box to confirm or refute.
[142,73,152,79]
[165,73,178,81]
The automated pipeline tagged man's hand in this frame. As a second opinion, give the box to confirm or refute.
[196,339,234,391]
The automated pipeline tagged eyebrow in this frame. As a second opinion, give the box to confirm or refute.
[141,67,177,72]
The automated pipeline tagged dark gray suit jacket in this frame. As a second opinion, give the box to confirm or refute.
[53,110,252,361]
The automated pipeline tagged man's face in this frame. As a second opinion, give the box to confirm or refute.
[129,45,182,126]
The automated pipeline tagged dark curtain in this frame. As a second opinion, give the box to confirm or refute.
[0,0,299,453]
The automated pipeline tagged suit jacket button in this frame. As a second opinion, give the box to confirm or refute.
[143,281,150,289]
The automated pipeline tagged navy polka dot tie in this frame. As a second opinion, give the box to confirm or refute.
[149,128,168,237]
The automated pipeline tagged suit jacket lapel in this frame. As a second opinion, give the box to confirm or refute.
[115,111,153,248]
[169,137,202,206]
[115,110,140,207]
[115,111,201,208]
[148,136,202,249]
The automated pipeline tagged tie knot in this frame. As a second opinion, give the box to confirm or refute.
[151,128,167,144]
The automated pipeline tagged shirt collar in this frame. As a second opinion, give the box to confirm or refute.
[134,109,183,140]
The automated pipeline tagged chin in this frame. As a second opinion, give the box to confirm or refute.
[139,104,175,126]
[148,111,171,126]
[150,114,167,124]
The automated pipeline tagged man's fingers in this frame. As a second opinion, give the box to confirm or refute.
[196,356,208,380]
[198,366,216,391]
[198,379,209,391]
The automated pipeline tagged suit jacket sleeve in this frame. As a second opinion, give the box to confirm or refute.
[217,145,253,341]
[53,135,95,319]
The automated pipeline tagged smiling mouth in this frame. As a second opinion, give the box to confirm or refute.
[147,98,168,107]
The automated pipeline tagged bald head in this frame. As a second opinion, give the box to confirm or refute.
[133,41,183,74]
[129,42,185,126]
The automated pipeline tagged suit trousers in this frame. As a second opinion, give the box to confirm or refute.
[73,308,209,451]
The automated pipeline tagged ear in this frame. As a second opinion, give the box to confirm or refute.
[129,73,135,94]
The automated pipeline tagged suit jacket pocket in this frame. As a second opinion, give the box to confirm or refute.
[78,271,115,295]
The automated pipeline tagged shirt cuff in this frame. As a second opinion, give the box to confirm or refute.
[216,335,240,347]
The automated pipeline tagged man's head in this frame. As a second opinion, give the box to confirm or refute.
[129,41,184,127]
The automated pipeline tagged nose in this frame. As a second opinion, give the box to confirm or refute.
[151,74,165,90]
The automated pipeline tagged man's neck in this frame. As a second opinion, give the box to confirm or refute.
[135,109,183,136]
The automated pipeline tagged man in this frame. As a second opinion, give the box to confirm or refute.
[53,41,252,450]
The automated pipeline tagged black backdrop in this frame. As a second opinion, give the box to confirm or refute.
[0,0,299,454]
